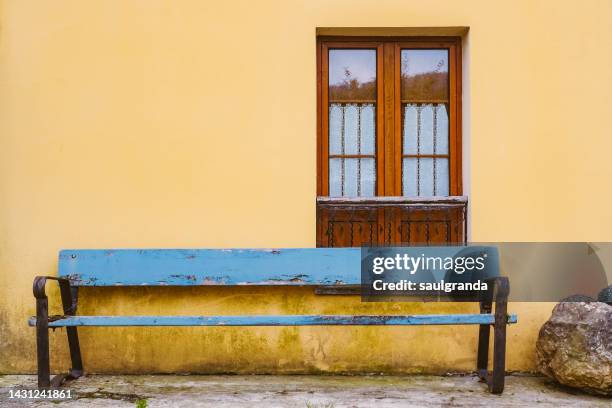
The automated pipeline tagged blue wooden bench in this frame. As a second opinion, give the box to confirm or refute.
[29,248,517,393]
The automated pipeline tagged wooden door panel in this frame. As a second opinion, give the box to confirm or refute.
[317,198,466,247]
[394,206,465,245]
[316,205,380,247]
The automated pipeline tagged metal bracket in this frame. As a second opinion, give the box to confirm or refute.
[477,276,510,394]
[32,276,83,388]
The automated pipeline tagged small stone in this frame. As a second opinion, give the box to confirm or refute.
[536,301,612,396]
[597,285,612,305]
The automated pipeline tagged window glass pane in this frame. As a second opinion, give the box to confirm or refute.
[419,105,434,154]
[329,104,343,155]
[403,104,418,155]
[419,158,434,196]
[401,49,448,101]
[403,158,418,197]
[343,104,359,155]
[360,158,375,197]
[329,158,376,198]
[329,50,376,101]
[344,158,358,197]
[434,158,449,196]
[403,103,449,156]
[329,158,343,197]
[329,103,376,156]
[403,158,450,197]
[435,104,449,154]
[360,104,375,155]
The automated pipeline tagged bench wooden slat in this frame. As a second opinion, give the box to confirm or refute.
[59,247,499,287]
[59,248,362,286]
[30,314,518,327]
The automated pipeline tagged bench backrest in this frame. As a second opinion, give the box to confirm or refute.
[59,249,362,286]
[59,247,499,287]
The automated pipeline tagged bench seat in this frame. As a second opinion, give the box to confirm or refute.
[30,314,518,327]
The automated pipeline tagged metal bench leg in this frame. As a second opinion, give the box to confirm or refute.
[489,291,508,394]
[478,277,509,394]
[476,302,492,381]
[34,280,51,388]
[53,283,84,386]
[33,276,84,388]
[477,280,494,381]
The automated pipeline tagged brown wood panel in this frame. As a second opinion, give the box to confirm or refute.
[402,222,429,245]
[394,205,465,245]
[429,221,451,243]
[317,204,380,247]
[317,199,466,247]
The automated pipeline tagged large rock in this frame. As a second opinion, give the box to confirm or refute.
[536,301,612,396]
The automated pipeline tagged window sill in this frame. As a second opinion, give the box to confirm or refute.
[316,196,468,205]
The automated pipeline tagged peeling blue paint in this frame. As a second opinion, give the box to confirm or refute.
[59,248,362,286]
[30,314,518,327]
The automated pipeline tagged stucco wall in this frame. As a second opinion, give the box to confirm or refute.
[1,0,610,374]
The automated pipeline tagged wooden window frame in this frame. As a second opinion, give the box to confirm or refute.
[317,36,462,197]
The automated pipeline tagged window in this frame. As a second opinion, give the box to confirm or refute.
[317,37,461,197]
[316,37,466,247]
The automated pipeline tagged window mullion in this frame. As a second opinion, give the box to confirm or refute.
[382,42,397,196]
[375,43,385,196]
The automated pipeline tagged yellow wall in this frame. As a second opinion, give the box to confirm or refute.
[1,0,610,374]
